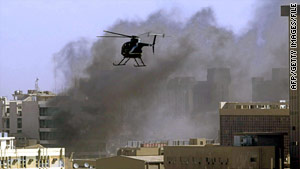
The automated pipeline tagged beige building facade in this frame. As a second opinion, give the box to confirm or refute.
[0,90,57,147]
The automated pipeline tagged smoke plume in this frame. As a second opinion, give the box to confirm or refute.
[51,0,292,155]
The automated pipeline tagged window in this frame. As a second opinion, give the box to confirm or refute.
[236,105,242,109]
[17,118,22,128]
[17,111,22,116]
[40,132,56,140]
[6,108,10,113]
[5,119,10,128]
[39,120,54,128]
[242,105,248,109]
[36,156,39,168]
[39,107,57,116]
[250,157,257,162]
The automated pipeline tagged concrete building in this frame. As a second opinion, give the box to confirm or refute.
[165,68,231,115]
[117,147,163,156]
[193,68,231,113]
[0,90,57,147]
[96,156,164,169]
[281,5,300,168]
[166,77,196,115]
[0,132,65,169]
[219,101,290,158]
[234,132,286,169]
[252,68,289,102]
[125,138,215,149]
[164,145,278,169]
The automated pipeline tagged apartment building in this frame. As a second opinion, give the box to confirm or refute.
[0,90,57,147]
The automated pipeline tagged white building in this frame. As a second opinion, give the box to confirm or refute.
[0,132,65,169]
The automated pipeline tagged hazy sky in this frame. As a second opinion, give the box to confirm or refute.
[0,0,264,97]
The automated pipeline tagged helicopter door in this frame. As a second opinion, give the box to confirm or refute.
[121,42,132,57]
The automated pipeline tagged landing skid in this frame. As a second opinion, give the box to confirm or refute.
[113,63,126,66]
[113,58,146,67]
[134,58,146,67]
[113,58,130,66]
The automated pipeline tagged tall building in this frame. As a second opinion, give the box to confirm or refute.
[193,68,231,113]
[166,77,196,115]
[281,5,300,168]
[0,90,57,147]
[165,68,230,115]
[252,68,289,102]
[219,101,290,158]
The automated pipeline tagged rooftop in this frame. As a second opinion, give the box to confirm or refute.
[125,155,164,163]
[220,101,289,110]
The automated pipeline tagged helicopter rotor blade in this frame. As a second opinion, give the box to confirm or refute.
[103,30,132,38]
[138,32,151,36]
[97,36,129,38]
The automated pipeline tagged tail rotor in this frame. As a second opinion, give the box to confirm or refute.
[148,33,165,54]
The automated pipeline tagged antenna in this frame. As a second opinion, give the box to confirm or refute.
[35,78,39,92]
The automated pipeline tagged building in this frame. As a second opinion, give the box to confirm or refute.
[96,155,164,169]
[234,132,286,169]
[164,145,278,169]
[0,90,57,147]
[189,138,217,146]
[117,147,163,156]
[281,5,300,168]
[166,77,196,115]
[252,68,289,102]
[193,68,231,113]
[0,132,65,169]
[165,68,231,115]
[219,101,290,158]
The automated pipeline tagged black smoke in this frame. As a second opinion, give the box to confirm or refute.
[51,0,291,156]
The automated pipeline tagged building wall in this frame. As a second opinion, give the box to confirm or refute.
[219,102,290,158]
[281,5,300,168]
[164,146,276,169]
[96,156,146,169]
[117,147,161,156]
[22,101,39,139]
[9,102,18,134]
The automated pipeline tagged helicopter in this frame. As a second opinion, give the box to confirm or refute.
[97,30,165,67]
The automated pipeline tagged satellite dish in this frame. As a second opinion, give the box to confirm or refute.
[84,162,90,168]
[73,163,79,169]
